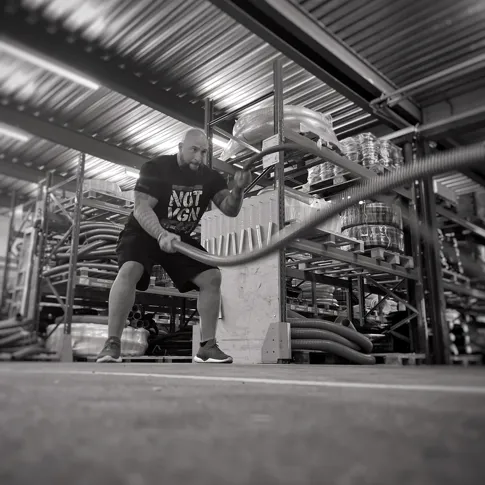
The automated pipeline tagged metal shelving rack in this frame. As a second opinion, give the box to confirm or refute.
[14,153,199,361]
[203,60,428,362]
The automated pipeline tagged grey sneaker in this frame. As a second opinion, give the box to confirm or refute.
[96,337,122,363]
[194,339,233,364]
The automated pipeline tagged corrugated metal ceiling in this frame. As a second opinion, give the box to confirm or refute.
[14,0,371,133]
[0,0,375,199]
[297,0,485,106]
[0,134,140,194]
[0,0,483,204]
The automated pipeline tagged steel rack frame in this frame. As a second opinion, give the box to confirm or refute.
[17,153,198,361]
[203,60,428,363]
[1,191,17,315]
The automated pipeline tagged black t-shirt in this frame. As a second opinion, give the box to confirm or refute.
[125,155,228,236]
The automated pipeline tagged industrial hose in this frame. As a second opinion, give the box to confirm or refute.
[289,315,375,365]
[172,142,485,266]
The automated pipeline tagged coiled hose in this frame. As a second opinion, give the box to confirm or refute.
[288,310,375,365]
[47,222,121,278]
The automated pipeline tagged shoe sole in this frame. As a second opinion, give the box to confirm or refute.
[96,355,122,363]
[193,356,233,364]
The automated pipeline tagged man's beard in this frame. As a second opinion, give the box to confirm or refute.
[180,161,200,173]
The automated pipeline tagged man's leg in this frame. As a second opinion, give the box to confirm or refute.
[191,268,232,364]
[193,268,222,343]
[96,261,144,363]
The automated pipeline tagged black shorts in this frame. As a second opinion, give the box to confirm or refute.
[116,229,216,292]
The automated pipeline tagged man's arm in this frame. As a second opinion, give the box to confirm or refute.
[212,186,244,218]
[133,191,167,240]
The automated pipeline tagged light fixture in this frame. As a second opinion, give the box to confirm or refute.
[0,38,100,90]
[0,123,30,142]
[212,136,228,148]
[124,167,140,179]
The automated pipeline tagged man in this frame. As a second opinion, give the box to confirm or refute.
[96,128,252,364]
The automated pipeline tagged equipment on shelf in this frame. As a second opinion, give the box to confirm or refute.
[45,322,149,359]
[173,141,485,266]
[220,105,342,161]
[342,224,405,254]
[46,221,122,278]
[341,201,403,231]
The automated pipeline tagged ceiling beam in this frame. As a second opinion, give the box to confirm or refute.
[0,105,236,176]
[208,0,422,128]
[0,194,27,209]
[2,3,234,134]
[381,105,485,144]
[0,105,147,170]
[0,159,76,192]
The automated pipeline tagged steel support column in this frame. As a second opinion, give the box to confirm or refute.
[403,143,430,360]
[413,141,450,364]
[32,172,54,330]
[0,191,17,312]
[274,59,286,323]
[205,98,215,170]
[61,153,86,362]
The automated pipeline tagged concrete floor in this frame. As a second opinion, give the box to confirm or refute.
[0,363,484,485]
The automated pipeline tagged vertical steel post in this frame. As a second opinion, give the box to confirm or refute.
[32,172,54,329]
[403,142,429,360]
[61,153,86,362]
[311,276,318,317]
[346,278,354,322]
[357,275,366,328]
[414,140,449,364]
[274,59,286,323]
[205,98,214,170]
[205,98,215,212]
[1,191,17,312]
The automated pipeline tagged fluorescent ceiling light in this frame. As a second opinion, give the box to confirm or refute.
[212,137,228,148]
[0,123,30,142]
[124,167,140,179]
[0,38,100,90]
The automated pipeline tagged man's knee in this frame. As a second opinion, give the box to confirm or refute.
[194,268,221,291]
[118,261,144,285]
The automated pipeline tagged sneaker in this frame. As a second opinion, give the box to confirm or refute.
[96,337,122,363]
[194,339,233,364]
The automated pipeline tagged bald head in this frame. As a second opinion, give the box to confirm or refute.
[178,128,209,171]
[182,128,207,144]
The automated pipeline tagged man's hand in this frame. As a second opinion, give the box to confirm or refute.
[158,231,181,253]
[233,170,252,190]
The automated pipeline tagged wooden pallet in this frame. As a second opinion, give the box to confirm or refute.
[372,353,427,365]
[309,173,357,191]
[362,248,414,269]
[292,350,350,365]
[304,228,364,252]
[76,355,192,363]
[451,355,483,366]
